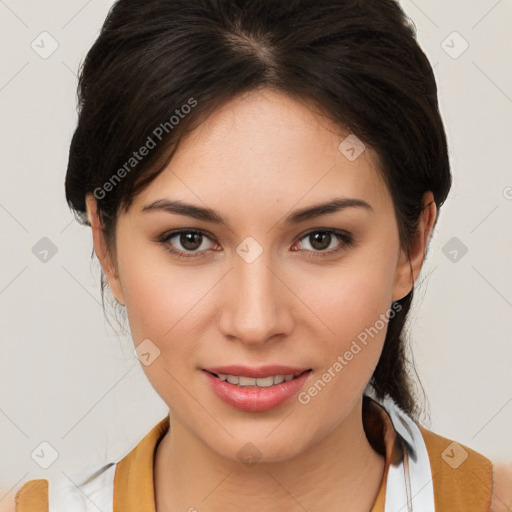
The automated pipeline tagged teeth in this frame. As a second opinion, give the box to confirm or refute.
[239,376,257,386]
[216,373,301,387]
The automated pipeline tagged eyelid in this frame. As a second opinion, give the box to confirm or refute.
[156,229,218,258]
[156,227,354,258]
[293,228,354,257]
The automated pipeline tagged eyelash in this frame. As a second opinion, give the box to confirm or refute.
[156,229,354,259]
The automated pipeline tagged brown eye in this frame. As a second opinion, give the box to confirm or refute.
[158,230,217,258]
[309,232,333,251]
[180,232,203,251]
[294,229,354,257]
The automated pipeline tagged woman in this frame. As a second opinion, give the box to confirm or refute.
[13,0,512,510]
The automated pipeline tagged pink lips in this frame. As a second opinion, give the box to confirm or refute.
[202,365,312,412]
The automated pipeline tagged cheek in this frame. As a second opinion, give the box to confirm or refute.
[303,248,398,344]
[297,245,399,401]
[117,241,211,343]
[118,251,213,403]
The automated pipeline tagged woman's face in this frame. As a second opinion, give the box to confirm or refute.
[92,89,422,462]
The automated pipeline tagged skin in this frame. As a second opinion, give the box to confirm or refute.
[86,88,436,511]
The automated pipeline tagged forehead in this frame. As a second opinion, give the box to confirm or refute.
[131,89,392,219]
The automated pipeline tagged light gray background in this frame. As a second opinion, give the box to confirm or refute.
[1,0,511,500]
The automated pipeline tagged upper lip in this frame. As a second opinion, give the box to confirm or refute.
[203,365,311,378]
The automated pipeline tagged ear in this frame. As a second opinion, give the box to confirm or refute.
[392,191,437,302]
[85,195,126,306]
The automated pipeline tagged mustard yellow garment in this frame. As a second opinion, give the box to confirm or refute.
[15,399,493,511]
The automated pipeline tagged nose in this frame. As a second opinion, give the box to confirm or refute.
[219,251,293,347]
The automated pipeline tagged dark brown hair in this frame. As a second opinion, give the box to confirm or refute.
[65,0,451,419]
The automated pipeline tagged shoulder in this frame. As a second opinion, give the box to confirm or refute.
[490,462,512,512]
[418,425,494,511]
[418,426,512,512]
[11,463,116,512]
[11,416,169,512]
[12,479,48,512]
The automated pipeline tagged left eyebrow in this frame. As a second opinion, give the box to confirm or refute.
[141,197,373,226]
[283,198,373,225]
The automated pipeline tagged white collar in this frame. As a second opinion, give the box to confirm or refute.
[366,391,436,511]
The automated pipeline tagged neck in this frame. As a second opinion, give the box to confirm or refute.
[154,397,385,512]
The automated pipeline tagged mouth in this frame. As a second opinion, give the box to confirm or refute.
[204,369,312,388]
[202,368,313,412]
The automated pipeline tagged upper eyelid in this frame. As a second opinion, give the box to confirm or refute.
[160,228,351,249]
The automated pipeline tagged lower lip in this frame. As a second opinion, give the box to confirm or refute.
[203,370,312,412]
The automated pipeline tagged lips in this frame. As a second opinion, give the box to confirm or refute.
[202,366,312,412]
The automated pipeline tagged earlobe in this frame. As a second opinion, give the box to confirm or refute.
[85,195,126,306]
[392,191,437,302]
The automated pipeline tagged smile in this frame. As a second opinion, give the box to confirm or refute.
[203,369,312,412]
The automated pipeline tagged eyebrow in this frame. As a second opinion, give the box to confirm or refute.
[141,197,373,225]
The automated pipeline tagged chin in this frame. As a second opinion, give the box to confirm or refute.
[203,427,316,467]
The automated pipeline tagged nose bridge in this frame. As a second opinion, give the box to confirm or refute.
[220,245,290,345]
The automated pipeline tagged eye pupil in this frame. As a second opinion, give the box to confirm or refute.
[181,232,202,250]
[310,232,331,250]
